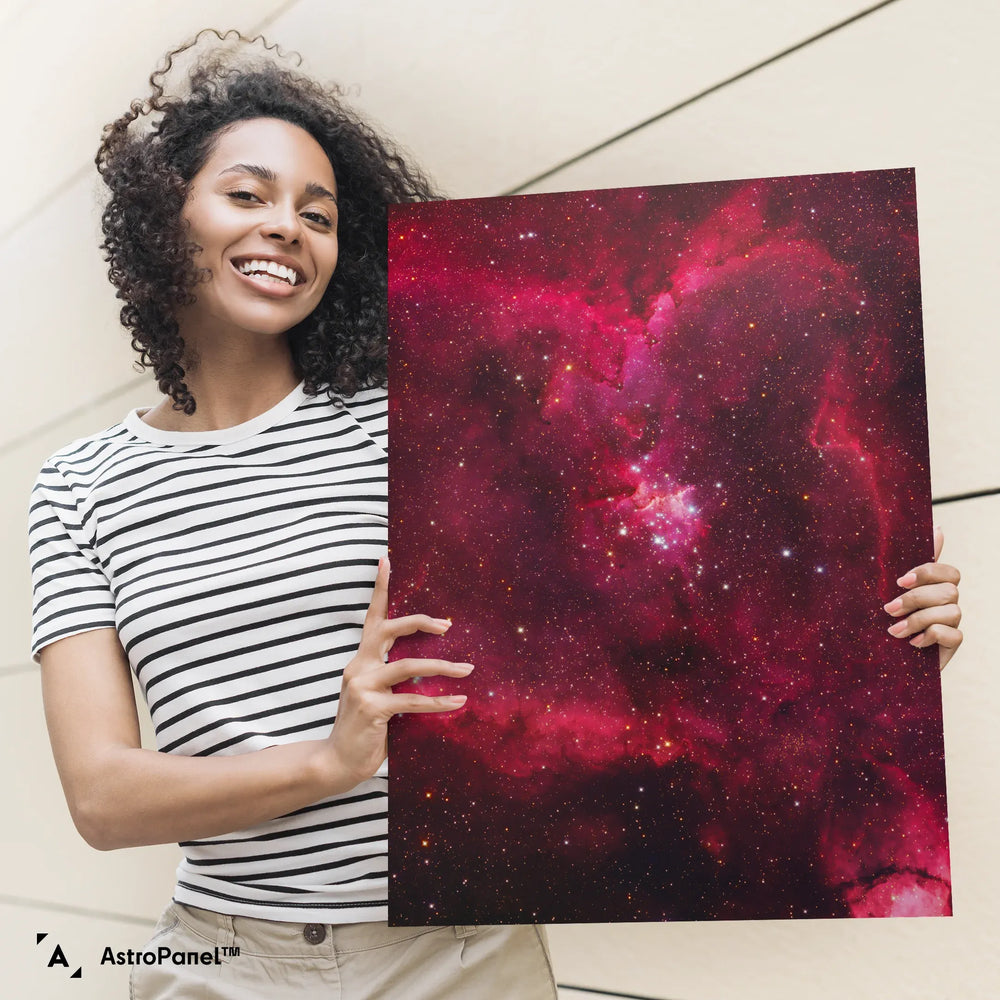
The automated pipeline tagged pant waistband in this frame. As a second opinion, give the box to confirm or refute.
[170,901,479,961]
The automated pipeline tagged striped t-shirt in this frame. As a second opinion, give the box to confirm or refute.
[28,381,390,922]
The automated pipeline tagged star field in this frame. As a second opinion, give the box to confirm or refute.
[386,169,949,925]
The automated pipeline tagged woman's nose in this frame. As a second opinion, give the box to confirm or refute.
[261,201,301,243]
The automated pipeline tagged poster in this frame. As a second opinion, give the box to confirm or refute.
[387,169,949,925]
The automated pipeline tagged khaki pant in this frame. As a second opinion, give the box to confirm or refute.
[129,902,559,999]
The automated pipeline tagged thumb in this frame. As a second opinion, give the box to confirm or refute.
[933,525,944,562]
[364,554,390,626]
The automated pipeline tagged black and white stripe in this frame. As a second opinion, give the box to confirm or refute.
[28,383,390,922]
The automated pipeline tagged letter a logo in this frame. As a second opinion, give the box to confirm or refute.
[48,943,69,968]
[36,932,82,978]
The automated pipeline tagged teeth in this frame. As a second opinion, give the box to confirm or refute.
[236,259,299,285]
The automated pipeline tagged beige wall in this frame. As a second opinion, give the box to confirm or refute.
[2,1,996,996]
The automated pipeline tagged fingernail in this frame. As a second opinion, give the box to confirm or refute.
[432,618,452,629]
[883,598,903,615]
[910,634,924,647]
[456,663,474,673]
[888,622,907,637]
[897,572,917,587]
[447,695,468,705]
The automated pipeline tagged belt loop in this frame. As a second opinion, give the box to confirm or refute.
[454,925,478,940]
[216,912,236,962]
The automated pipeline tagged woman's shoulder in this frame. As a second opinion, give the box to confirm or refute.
[302,384,387,425]
[340,384,388,411]
[33,415,142,488]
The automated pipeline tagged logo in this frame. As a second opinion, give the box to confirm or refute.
[36,933,82,979]
[35,931,241,978]
[101,945,240,966]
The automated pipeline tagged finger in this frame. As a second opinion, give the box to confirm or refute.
[380,658,474,686]
[887,604,962,640]
[908,624,963,653]
[340,687,468,724]
[382,614,453,641]
[363,556,390,628]
[883,582,960,617]
[933,525,944,562]
[896,561,961,589]
[388,693,468,714]
[921,623,963,649]
[940,636,962,671]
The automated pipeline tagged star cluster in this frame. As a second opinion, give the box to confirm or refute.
[386,170,949,924]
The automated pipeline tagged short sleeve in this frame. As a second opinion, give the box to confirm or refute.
[344,387,388,455]
[28,462,117,662]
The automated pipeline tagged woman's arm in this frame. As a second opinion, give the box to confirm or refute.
[41,558,469,850]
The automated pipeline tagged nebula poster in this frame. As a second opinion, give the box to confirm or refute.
[386,169,949,925]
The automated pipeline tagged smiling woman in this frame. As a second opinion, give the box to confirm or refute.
[137,117,342,431]
[94,31,430,423]
[26,28,559,1000]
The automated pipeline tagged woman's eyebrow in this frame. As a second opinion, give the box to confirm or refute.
[305,181,338,204]
[219,162,276,183]
[219,163,338,203]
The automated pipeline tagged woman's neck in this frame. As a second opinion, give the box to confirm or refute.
[140,329,301,433]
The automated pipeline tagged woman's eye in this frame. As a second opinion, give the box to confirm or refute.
[228,190,260,202]
[302,212,334,228]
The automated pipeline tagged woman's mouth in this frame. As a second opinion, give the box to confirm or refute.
[231,258,305,294]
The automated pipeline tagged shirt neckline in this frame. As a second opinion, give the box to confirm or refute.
[123,381,310,445]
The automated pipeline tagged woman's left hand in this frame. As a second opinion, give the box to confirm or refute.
[884,526,963,671]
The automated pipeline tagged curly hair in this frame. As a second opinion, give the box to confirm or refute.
[96,29,439,413]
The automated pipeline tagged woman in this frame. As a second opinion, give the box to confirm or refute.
[27,29,961,999]
[28,31,557,998]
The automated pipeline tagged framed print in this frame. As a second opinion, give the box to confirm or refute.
[387,169,949,925]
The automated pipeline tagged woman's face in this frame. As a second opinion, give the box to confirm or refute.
[179,116,340,337]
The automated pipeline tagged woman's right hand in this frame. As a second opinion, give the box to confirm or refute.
[38,555,470,849]
[324,555,472,788]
